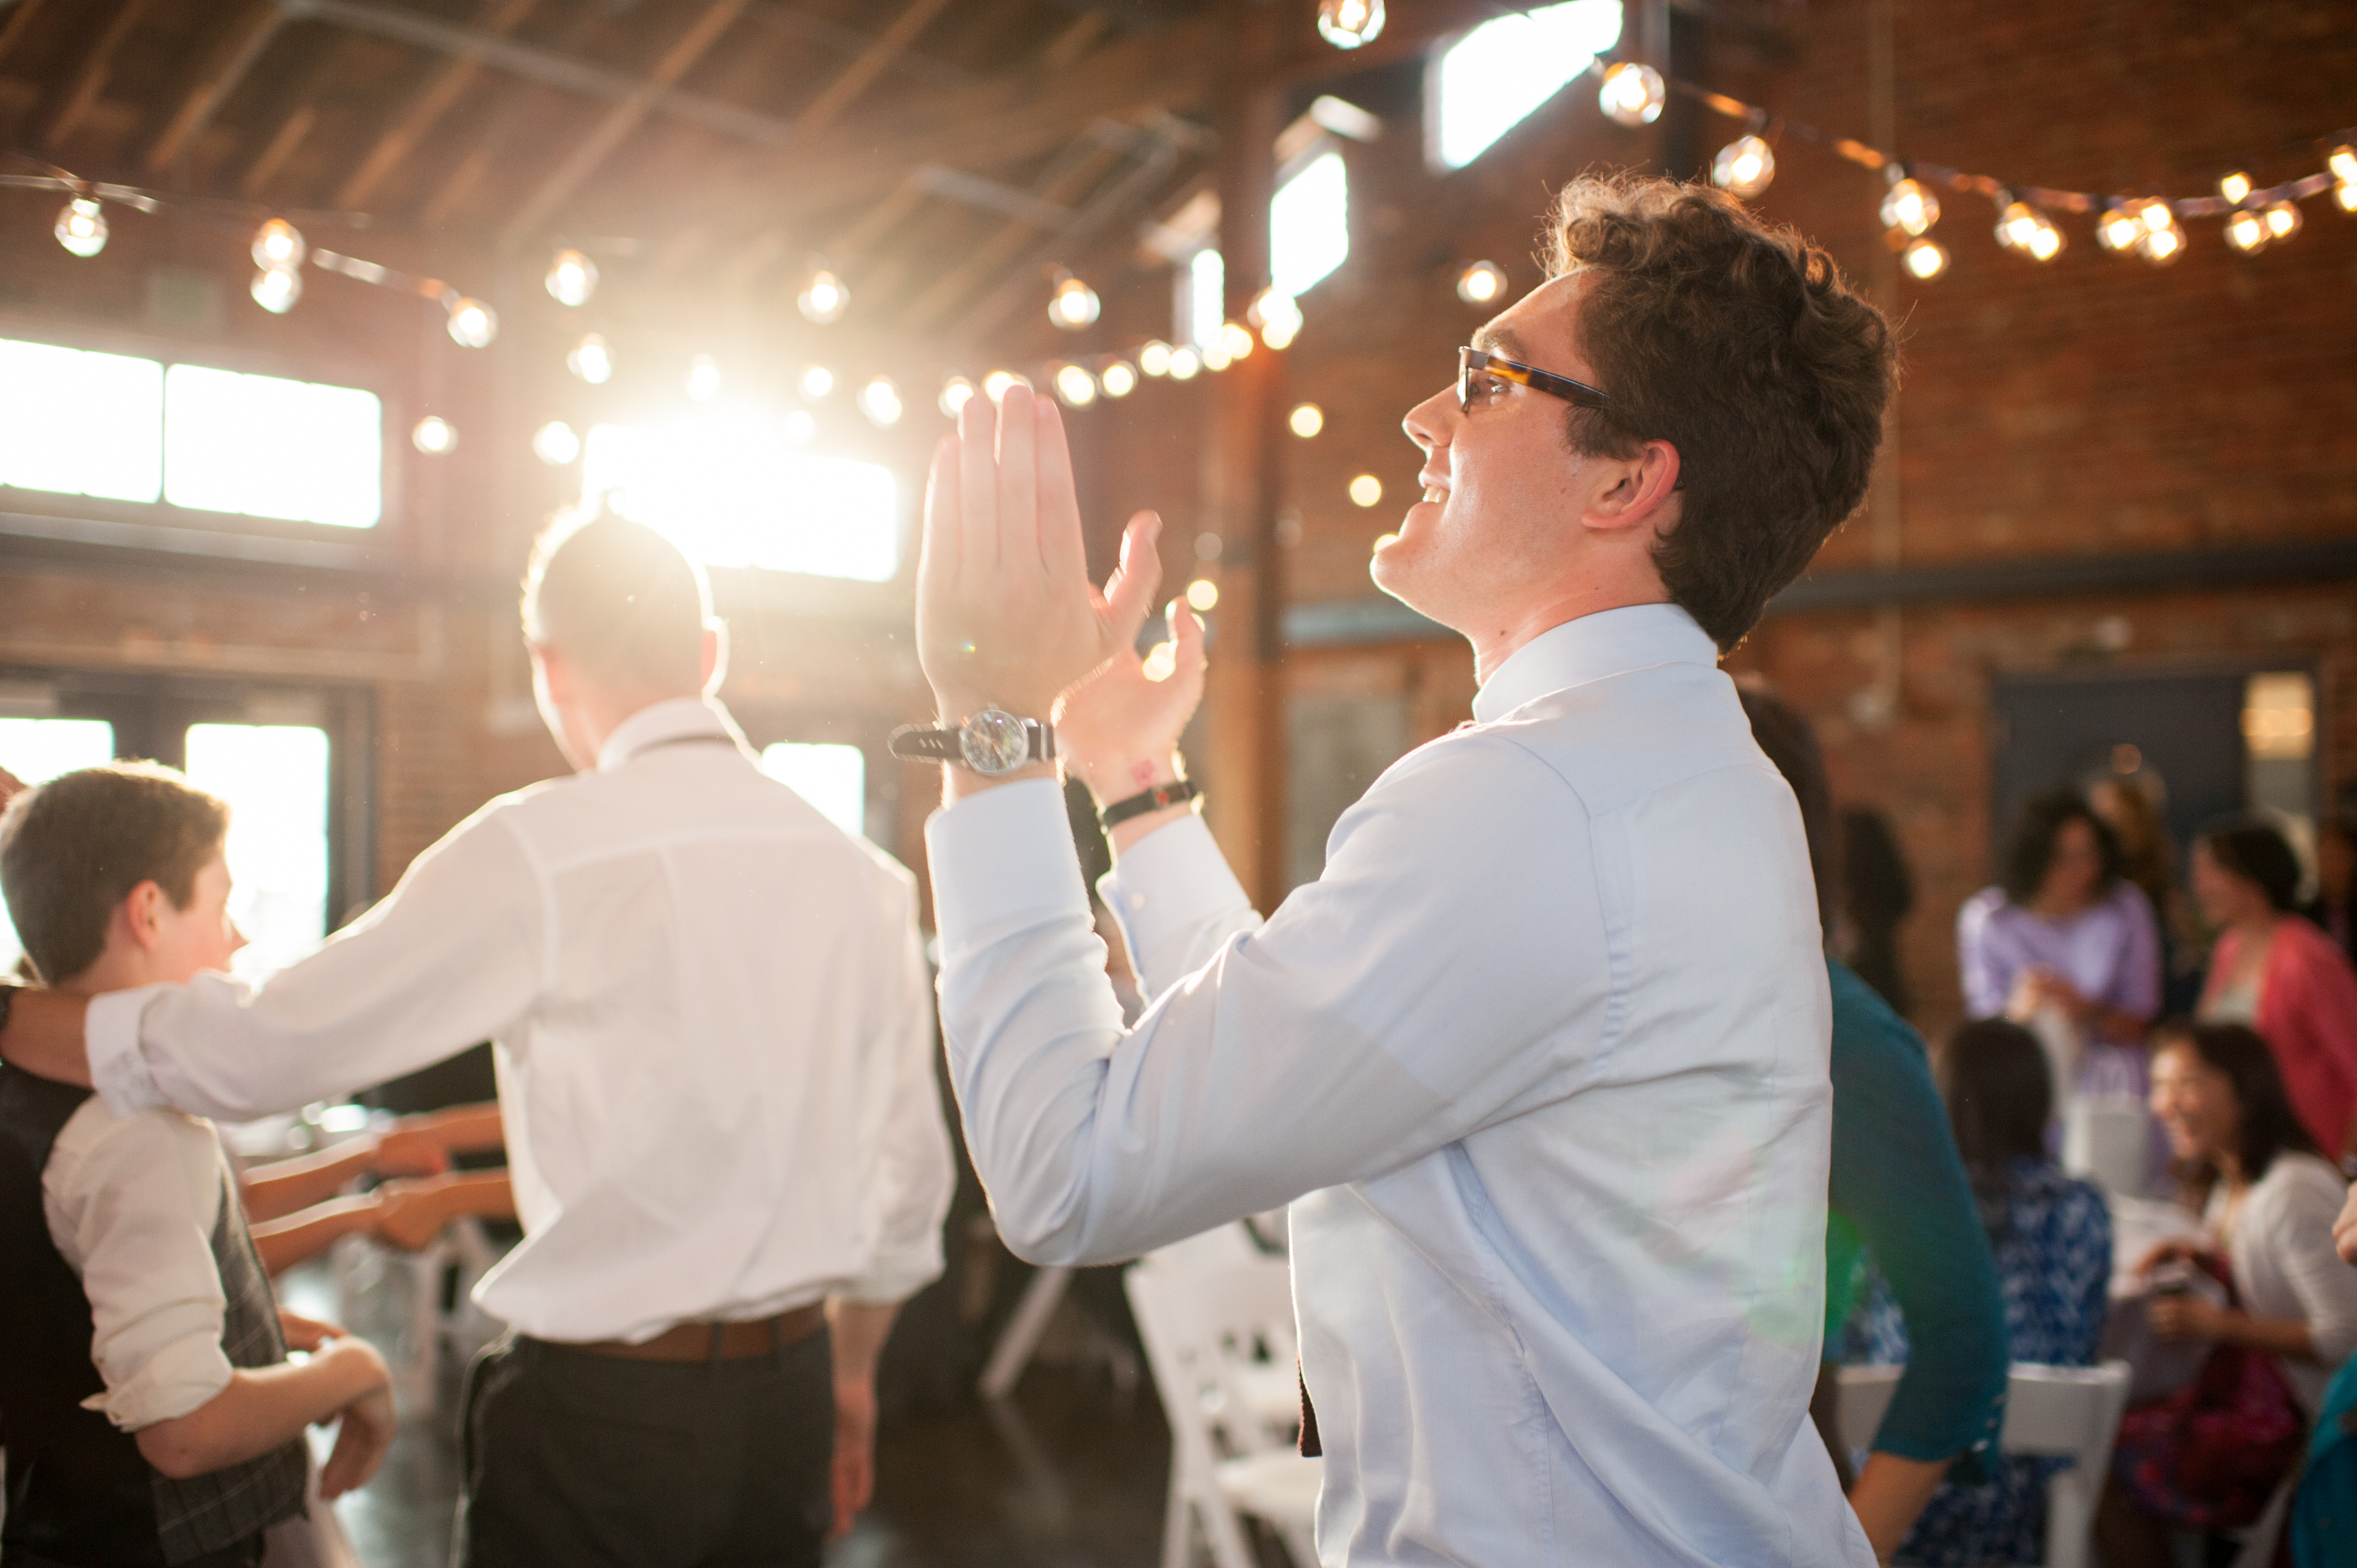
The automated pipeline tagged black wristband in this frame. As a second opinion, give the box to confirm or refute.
[1098,777,1201,829]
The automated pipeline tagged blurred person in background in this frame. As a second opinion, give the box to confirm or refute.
[2193,816,2357,1162]
[2299,811,2355,965]
[2090,776,2205,1018]
[1839,806,1916,1018]
[2103,1022,2357,1557]
[1957,789,2160,1127]
[1742,689,2010,1560]
[1893,1019,2111,1565]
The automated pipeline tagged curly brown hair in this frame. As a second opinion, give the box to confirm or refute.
[1545,176,1896,650]
[0,763,228,984]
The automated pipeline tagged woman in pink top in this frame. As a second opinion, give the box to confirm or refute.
[2194,817,2357,1162]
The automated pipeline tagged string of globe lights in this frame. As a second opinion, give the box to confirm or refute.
[1313,0,2356,283]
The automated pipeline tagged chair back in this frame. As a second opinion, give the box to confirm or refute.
[1834,1361,2130,1568]
[1129,1246,1301,1459]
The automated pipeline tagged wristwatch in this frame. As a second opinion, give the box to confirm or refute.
[888,706,1056,776]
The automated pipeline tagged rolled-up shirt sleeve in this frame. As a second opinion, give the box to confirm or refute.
[927,737,1605,1267]
[86,808,549,1123]
[45,1103,235,1430]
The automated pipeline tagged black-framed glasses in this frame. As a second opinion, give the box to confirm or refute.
[1459,346,1611,413]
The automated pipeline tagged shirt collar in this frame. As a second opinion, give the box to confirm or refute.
[596,696,745,772]
[1470,603,1718,725]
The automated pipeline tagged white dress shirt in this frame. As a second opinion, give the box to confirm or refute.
[928,604,1869,1566]
[44,1100,241,1428]
[88,698,954,1344]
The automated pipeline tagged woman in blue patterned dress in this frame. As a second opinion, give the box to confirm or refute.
[1857,1018,2114,1565]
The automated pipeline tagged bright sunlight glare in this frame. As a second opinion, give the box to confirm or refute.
[1430,0,1623,170]
[759,742,867,840]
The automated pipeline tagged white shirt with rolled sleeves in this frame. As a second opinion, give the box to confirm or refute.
[84,697,954,1345]
[928,604,1869,1567]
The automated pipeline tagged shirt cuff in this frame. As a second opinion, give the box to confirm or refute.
[83,1328,234,1431]
[925,779,1092,964]
[1098,813,1252,967]
[88,985,175,1118]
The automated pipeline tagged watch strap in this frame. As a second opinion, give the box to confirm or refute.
[887,725,963,762]
[1098,777,1200,828]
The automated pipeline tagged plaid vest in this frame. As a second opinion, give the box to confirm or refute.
[0,1066,308,1565]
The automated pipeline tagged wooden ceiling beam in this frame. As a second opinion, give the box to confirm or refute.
[497,0,750,249]
[790,0,953,138]
[0,0,50,74]
[34,0,151,151]
[146,0,285,174]
[332,0,536,210]
[899,139,1124,332]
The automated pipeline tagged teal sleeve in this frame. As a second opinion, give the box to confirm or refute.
[1824,959,2012,1464]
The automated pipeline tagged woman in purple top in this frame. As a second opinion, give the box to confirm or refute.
[1957,790,2163,1106]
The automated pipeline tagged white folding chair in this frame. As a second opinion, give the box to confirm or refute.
[1836,1361,2132,1568]
[332,1217,505,1419]
[1126,1239,1321,1568]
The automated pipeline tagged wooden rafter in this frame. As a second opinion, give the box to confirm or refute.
[790,0,954,138]
[332,0,537,210]
[0,0,50,74]
[35,0,152,151]
[146,0,285,174]
[497,0,750,248]
[418,3,608,225]
[900,138,1125,332]
[232,28,356,199]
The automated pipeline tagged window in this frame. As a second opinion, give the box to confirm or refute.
[0,718,120,977]
[0,335,382,529]
[1429,0,1624,171]
[1272,151,1350,298]
[164,365,382,528]
[1186,249,1226,350]
[183,724,332,974]
[580,419,900,581]
[759,742,867,839]
[0,342,162,503]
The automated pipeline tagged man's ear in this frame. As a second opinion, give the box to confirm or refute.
[1580,439,1682,537]
[117,880,168,953]
[530,641,571,704]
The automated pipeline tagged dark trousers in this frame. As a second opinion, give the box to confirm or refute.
[454,1328,834,1568]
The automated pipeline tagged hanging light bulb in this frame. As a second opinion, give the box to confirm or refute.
[799,363,833,400]
[1099,361,1138,398]
[2328,145,2357,183]
[251,266,302,313]
[1217,322,1256,362]
[2224,207,2271,253]
[688,355,723,401]
[55,197,107,257]
[1185,578,1220,612]
[1901,236,1949,280]
[2216,171,2253,205]
[860,375,903,427]
[533,420,581,466]
[446,297,498,348]
[1250,288,1303,350]
[1455,260,1507,305]
[2263,200,2303,242]
[544,248,598,308]
[1138,341,1174,377]
[1200,337,1233,372]
[1166,345,1202,381]
[567,333,614,385]
[1879,172,1939,237]
[1710,135,1776,198]
[2339,178,2357,213]
[2136,198,2176,233]
[2096,202,2144,252]
[1315,0,1383,49]
[1994,199,2062,260]
[797,266,848,325]
[1053,364,1098,407]
[251,218,306,272]
[1598,62,1665,127]
[2133,215,2185,265]
[1047,270,1101,331]
[1348,474,1384,507]
[411,415,457,455]
[1289,403,1325,438]
[981,369,1028,401]
[939,375,976,417]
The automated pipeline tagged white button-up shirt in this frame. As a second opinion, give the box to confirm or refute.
[928,605,1868,1566]
[89,698,954,1344]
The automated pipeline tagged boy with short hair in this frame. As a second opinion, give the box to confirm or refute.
[0,763,394,1567]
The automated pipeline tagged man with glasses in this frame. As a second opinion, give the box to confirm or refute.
[907,173,1891,1564]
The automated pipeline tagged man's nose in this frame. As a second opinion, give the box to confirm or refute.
[229,921,249,955]
[1402,386,1457,453]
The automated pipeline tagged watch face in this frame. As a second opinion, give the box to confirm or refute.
[960,707,1031,775]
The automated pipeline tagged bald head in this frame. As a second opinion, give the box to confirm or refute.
[522,515,712,694]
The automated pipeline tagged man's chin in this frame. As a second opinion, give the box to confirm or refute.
[1369,549,1455,631]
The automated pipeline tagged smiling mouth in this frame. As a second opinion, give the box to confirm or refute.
[1422,486,1447,504]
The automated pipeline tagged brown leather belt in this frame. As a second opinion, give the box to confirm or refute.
[568,1303,825,1362]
